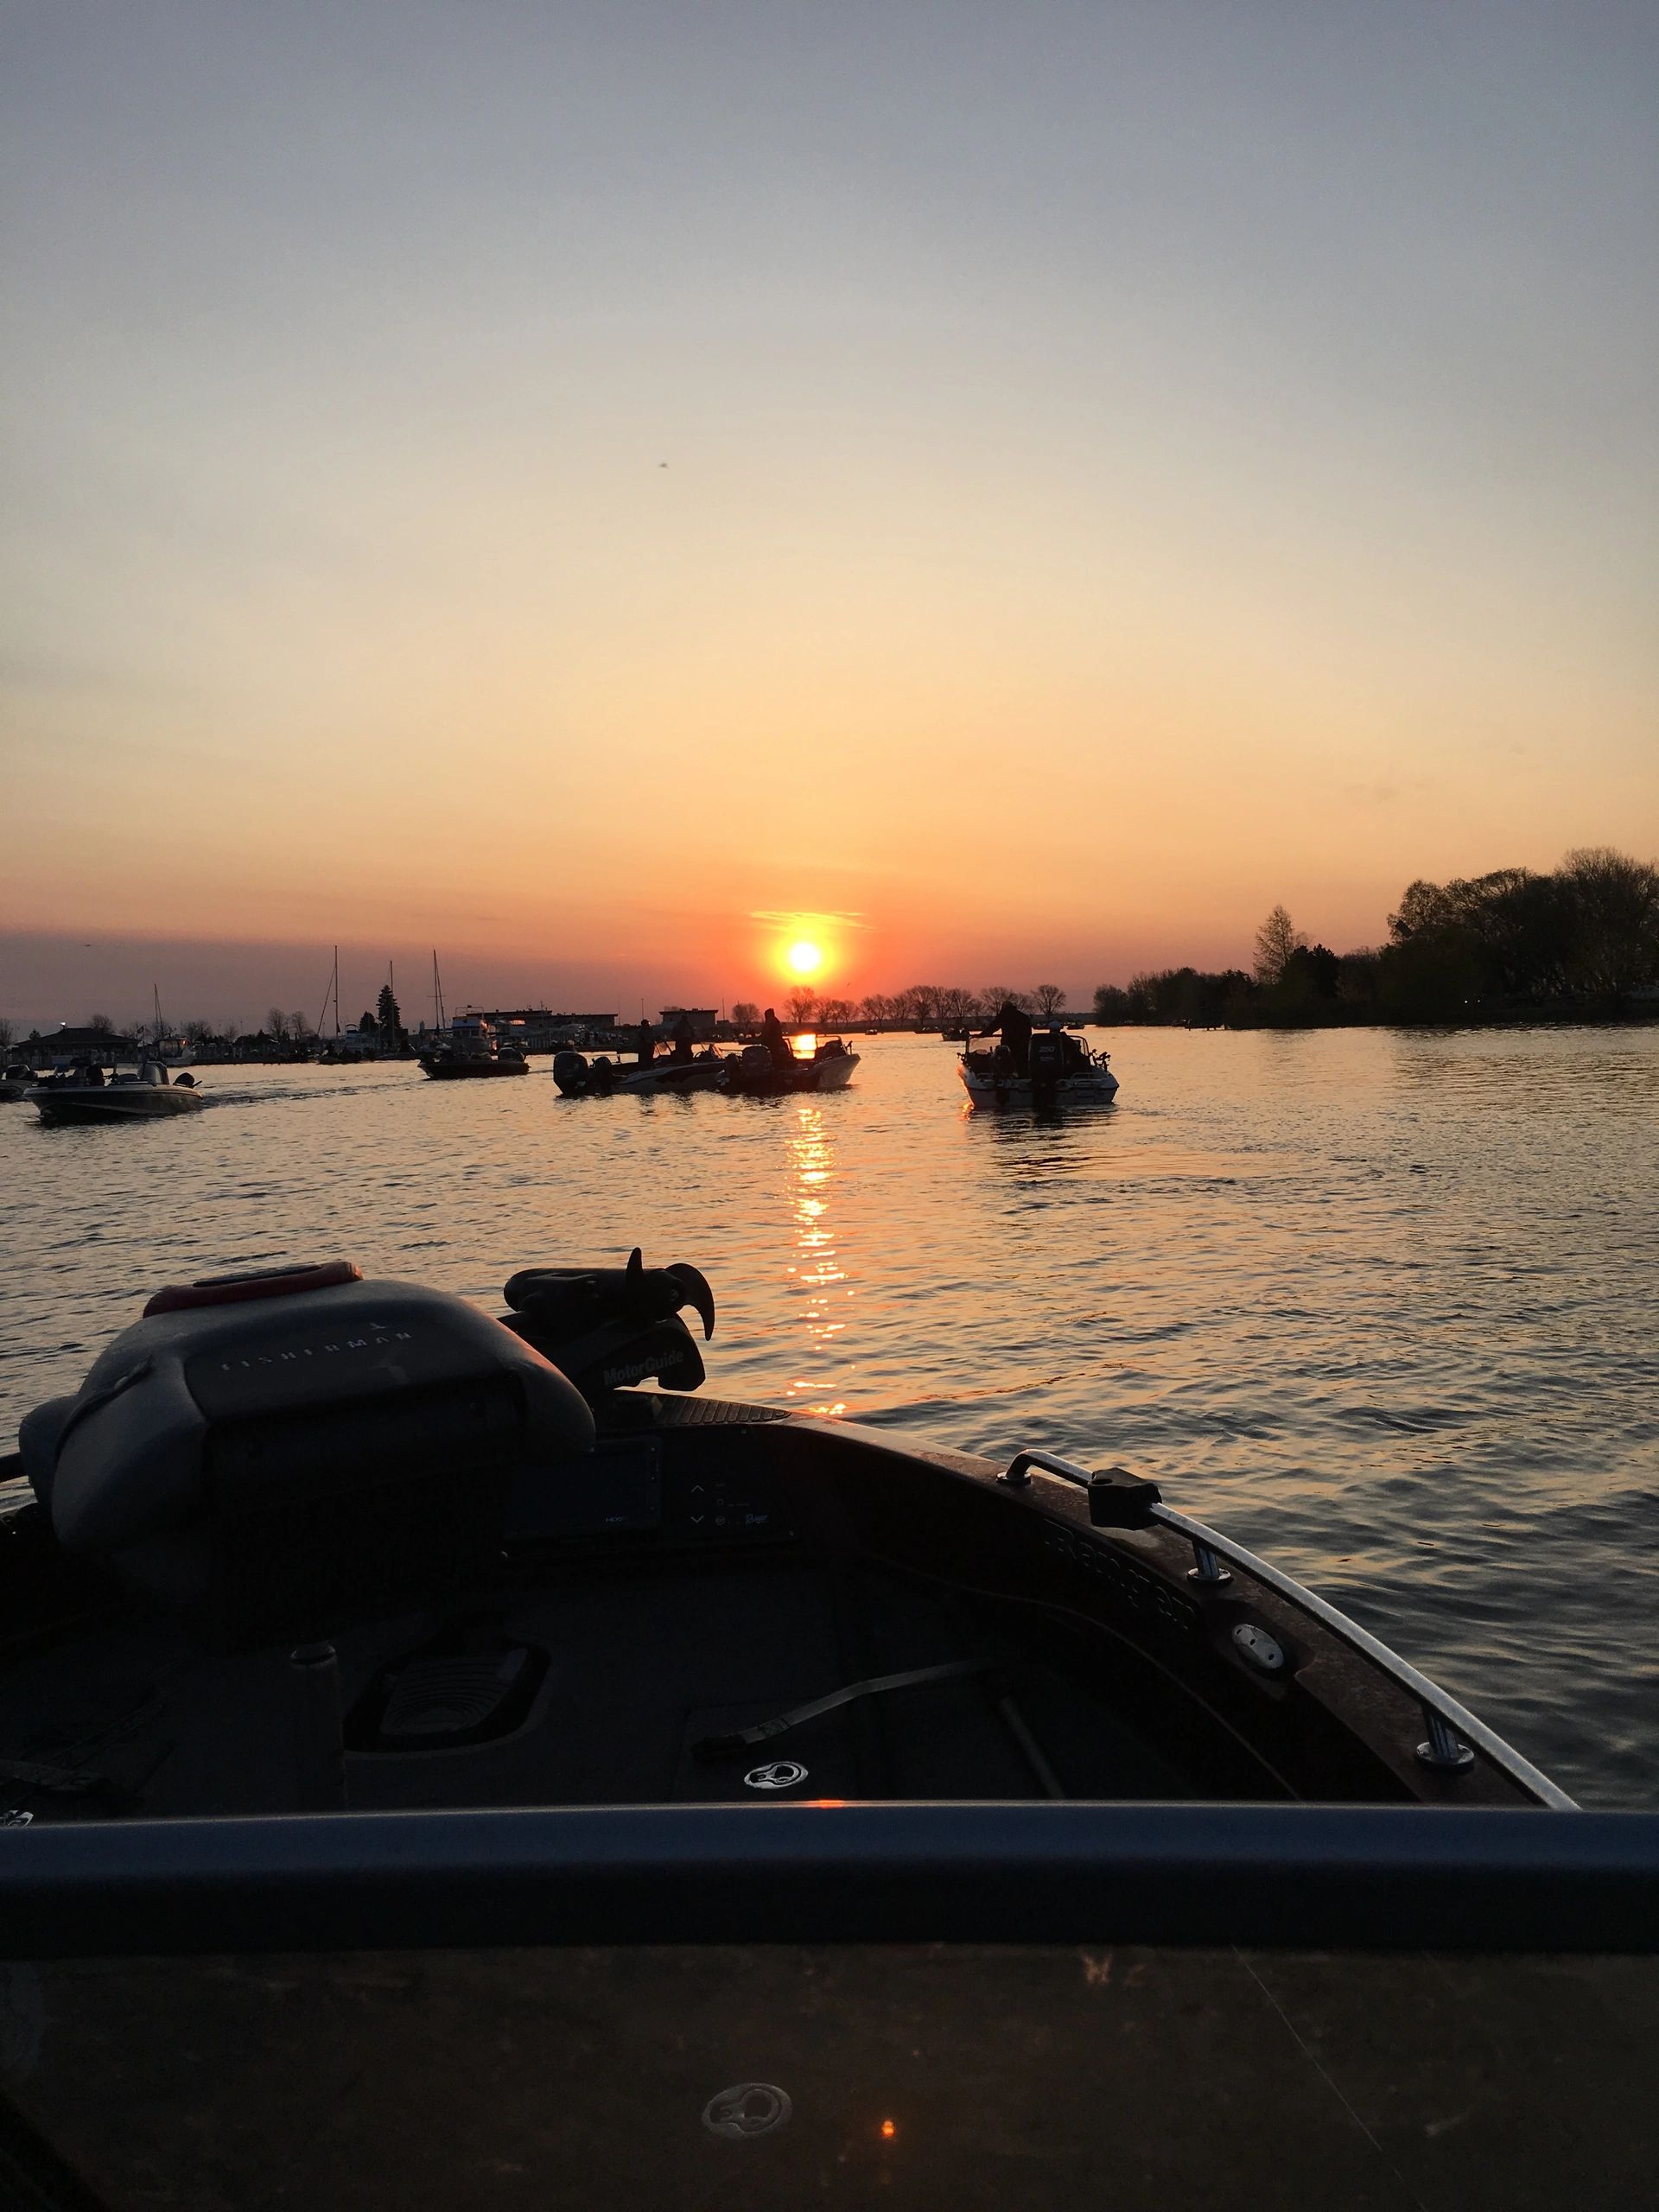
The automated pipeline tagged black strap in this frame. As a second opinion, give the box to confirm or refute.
[694,1659,993,1758]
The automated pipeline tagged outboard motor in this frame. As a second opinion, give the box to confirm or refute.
[551,1049,591,1096]
[17,1262,594,1643]
[1027,1025,1066,1103]
[502,1248,715,1402]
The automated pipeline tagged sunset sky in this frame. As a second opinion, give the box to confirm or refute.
[4,3,1656,1027]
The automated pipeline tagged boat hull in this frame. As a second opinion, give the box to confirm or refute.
[418,1057,530,1079]
[723,1051,861,1096]
[28,1085,205,1123]
[958,1062,1119,1108]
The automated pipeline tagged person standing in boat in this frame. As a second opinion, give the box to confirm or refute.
[982,999,1033,1075]
[669,1011,695,1065]
[635,1018,655,1066]
[761,1007,792,1071]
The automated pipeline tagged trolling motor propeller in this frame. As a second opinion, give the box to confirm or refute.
[501,1249,716,1401]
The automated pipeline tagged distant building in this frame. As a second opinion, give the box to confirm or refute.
[658,1007,718,1040]
[26,1026,137,1065]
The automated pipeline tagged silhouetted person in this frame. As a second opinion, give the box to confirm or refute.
[670,1011,695,1064]
[636,1019,654,1065]
[982,999,1033,1075]
[761,1007,791,1071]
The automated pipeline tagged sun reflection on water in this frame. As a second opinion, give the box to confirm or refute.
[782,1099,849,1415]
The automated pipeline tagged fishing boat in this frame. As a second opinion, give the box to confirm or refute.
[3,1252,1652,2209]
[26,1052,205,1124]
[959,1024,1119,1107]
[417,1016,530,1079]
[552,1049,727,1097]
[0,1062,33,1102]
[722,1035,861,1096]
[0,1248,1569,1825]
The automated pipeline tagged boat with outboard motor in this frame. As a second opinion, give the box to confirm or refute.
[1,1245,1568,1831]
[552,1049,727,1097]
[723,1035,861,1096]
[417,1019,529,1079]
[10,1249,1650,2212]
[959,1023,1119,1108]
[26,1052,205,1124]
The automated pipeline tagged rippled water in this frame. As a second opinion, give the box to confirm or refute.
[3,1026,1656,1808]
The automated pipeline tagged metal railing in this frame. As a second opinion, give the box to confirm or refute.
[1000,1449,1576,1810]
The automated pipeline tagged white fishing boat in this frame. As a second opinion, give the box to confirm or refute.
[958,1024,1119,1107]
[28,1052,205,1125]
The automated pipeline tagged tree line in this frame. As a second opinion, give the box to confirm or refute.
[1092,847,1659,1027]
[734,983,1070,1029]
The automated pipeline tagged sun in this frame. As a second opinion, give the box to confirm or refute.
[785,938,824,978]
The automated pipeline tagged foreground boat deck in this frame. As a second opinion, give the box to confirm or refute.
[6,1936,1657,2210]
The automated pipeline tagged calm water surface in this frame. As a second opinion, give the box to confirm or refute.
[3,1027,1656,1808]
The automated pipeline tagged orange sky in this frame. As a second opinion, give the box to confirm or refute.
[3,6,1656,1027]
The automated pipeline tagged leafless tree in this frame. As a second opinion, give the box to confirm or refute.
[88,1013,117,1036]
[1253,906,1306,987]
[785,988,818,1026]
[979,986,1031,1018]
[731,1001,760,1027]
[1033,983,1066,1017]
[0,1018,14,1052]
[265,1006,289,1039]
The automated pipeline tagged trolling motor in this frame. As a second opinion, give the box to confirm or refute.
[501,1249,716,1401]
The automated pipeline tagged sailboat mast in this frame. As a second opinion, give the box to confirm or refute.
[432,950,446,1032]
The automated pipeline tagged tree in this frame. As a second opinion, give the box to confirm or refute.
[1253,906,1305,987]
[357,1010,378,1034]
[88,1013,116,1036]
[377,986,404,1044]
[1092,985,1130,1023]
[1281,944,1341,1001]
[785,988,818,1026]
[289,1011,315,1040]
[935,986,977,1026]
[266,1006,290,1039]
[980,985,1031,1018]
[1033,983,1066,1017]
[1556,846,1659,999]
[731,1001,760,1027]
[183,1019,217,1050]
[817,995,855,1027]
[0,1018,13,1052]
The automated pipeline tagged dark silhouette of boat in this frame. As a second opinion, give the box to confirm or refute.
[722,1037,861,1096]
[960,1023,1119,1108]
[27,1052,206,1124]
[417,1019,530,1079]
[552,1049,727,1097]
